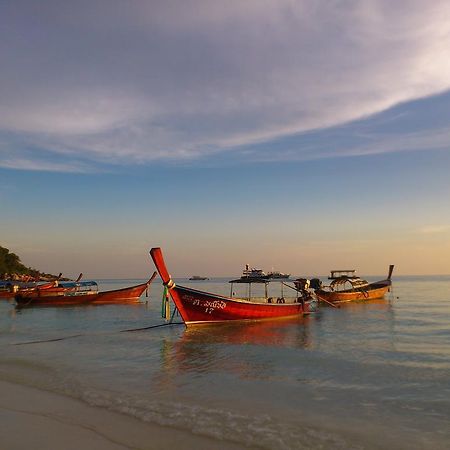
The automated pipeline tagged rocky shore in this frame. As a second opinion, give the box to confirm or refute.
[0,245,70,282]
[0,272,69,282]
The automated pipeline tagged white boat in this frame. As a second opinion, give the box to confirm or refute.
[241,265,269,280]
[267,270,290,279]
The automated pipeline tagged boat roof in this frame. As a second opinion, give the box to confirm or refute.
[330,277,369,288]
[58,281,98,288]
[329,269,358,279]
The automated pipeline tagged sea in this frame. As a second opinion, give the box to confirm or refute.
[0,275,449,450]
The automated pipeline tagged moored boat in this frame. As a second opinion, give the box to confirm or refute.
[189,275,209,281]
[313,265,394,305]
[14,273,157,307]
[0,279,61,299]
[150,247,317,326]
[0,272,76,299]
[267,270,290,279]
[240,264,270,281]
[0,281,17,299]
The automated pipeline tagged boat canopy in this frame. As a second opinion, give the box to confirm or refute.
[58,281,98,288]
[330,277,369,290]
[329,269,358,280]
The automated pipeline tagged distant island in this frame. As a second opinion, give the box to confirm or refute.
[0,245,66,281]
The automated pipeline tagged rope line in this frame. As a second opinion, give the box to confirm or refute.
[11,321,184,345]
[12,334,84,346]
[120,321,184,333]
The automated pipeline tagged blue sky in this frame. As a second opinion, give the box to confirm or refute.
[1,1,450,277]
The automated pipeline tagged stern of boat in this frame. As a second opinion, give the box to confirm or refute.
[305,297,319,313]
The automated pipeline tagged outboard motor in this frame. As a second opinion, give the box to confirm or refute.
[294,278,313,303]
[309,278,323,290]
[294,278,310,291]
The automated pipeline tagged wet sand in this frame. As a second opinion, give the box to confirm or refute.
[0,380,249,450]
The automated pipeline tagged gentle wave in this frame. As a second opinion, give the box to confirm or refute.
[0,359,360,450]
[77,387,363,450]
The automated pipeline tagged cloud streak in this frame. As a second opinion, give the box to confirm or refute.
[419,225,450,234]
[0,156,96,173]
[1,0,450,170]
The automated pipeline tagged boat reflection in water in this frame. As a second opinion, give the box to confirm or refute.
[155,316,314,389]
[336,297,394,311]
[180,315,313,347]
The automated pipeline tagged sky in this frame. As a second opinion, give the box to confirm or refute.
[1,0,450,278]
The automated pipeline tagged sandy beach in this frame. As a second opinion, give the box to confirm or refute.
[0,380,249,450]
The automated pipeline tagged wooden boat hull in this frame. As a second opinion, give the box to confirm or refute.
[170,285,314,325]
[0,281,53,299]
[15,275,156,307]
[0,290,16,299]
[89,283,151,305]
[150,247,316,326]
[315,280,391,304]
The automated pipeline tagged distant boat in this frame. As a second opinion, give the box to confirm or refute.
[189,275,209,281]
[14,272,157,307]
[311,266,394,305]
[240,266,290,280]
[150,248,317,326]
[240,264,270,281]
[267,270,290,279]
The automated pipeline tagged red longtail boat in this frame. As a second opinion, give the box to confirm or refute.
[14,272,157,307]
[0,273,68,299]
[313,265,394,305]
[150,247,317,326]
[0,281,65,299]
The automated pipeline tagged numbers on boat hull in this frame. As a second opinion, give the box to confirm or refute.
[183,294,227,313]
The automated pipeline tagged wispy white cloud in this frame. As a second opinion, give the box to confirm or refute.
[303,125,450,161]
[0,156,96,173]
[1,0,450,170]
[418,225,450,234]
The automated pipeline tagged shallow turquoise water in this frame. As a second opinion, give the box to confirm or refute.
[0,276,449,449]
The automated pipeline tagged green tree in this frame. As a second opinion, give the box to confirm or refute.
[0,246,33,277]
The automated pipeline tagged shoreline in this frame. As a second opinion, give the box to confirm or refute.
[0,379,250,450]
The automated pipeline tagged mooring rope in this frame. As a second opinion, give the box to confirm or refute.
[11,316,184,346]
[120,321,184,333]
[12,334,85,345]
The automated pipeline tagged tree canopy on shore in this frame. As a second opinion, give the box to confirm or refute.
[0,245,55,280]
